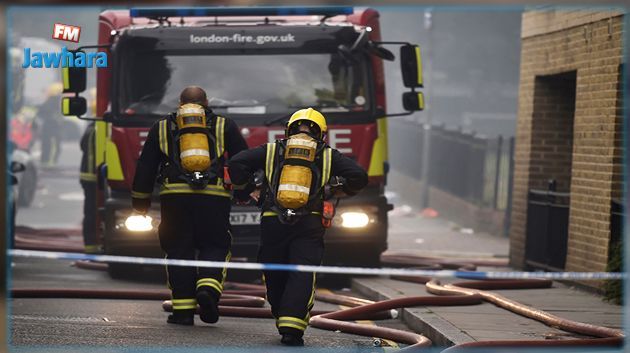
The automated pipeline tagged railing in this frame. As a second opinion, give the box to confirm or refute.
[427,125,514,211]
[524,180,570,271]
[390,122,514,211]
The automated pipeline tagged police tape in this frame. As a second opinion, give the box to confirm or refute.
[8,249,627,280]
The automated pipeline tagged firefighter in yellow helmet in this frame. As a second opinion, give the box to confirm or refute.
[39,83,65,167]
[228,108,368,346]
[131,87,248,326]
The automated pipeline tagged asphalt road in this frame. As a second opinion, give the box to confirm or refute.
[10,138,509,352]
[16,141,85,229]
[11,142,410,351]
[10,256,409,351]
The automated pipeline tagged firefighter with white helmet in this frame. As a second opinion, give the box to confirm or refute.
[228,107,368,346]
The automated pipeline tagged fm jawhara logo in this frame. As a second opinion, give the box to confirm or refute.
[22,23,107,68]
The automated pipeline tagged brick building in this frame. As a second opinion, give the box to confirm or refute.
[509,9,625,282]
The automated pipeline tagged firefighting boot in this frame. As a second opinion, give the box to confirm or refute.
[280,333,304,346]
[196,290,220,324]
[279,327,305,346]
[167,309,194,326]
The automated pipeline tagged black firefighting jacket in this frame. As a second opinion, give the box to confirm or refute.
[131,109,248,212]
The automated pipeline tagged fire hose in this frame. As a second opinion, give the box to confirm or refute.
[309,254,624,350]
[425,279,624,350]
[12,233,624,350]
[310,292,483,350]
[10,286,395,321]
[381,251,509,269]
[14,227,84,253]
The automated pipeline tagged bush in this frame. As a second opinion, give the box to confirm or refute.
[603,241,622,305]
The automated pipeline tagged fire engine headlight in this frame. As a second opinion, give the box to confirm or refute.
[340,212,370,228]
[124,215,153,232]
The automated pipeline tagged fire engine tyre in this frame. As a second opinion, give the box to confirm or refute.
[17,163,37,207]
[107,262,131,279]
[358,249,382,268]
[107,262,166,282]
[330,248,382,268]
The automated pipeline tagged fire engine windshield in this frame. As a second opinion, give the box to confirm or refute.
[117,52,369,119]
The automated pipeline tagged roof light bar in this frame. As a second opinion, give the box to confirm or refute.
[130,6,353,18]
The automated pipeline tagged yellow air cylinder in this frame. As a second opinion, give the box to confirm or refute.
[176,103,210,173]
[277,133,317,209]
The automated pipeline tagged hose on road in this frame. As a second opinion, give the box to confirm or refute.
[13,230,624,350]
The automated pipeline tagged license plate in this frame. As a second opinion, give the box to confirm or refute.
[230,212,261,225]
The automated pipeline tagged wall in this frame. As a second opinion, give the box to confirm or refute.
[510,9,625,277]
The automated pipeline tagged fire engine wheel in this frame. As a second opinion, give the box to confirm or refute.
[345,249,382,268]
[107,262,167,282]
[106,263,130,279]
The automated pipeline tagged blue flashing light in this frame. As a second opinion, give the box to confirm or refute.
[130,6,353,18]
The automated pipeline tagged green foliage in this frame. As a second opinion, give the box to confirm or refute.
[603,241,623,305]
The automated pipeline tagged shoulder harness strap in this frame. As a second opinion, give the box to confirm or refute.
[215,116,226,159]
[321,147,332,188]
[158,119,170,156]
[265,142,277,182]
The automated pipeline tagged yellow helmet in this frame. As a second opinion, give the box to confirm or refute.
[46,82,64,97]
[285,107,327,139]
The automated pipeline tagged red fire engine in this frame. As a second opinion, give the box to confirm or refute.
[61,6,424,277]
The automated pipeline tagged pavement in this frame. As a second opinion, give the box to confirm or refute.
[386,203,509,259]
[354,202,624,347]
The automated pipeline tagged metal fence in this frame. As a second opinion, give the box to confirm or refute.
[390,122,514,211]
[524,181,570,271]
[426,125,515,210]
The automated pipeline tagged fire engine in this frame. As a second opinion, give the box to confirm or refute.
[60,6,424,277]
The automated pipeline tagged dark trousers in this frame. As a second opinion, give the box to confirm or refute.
[81,181,98,252]
[40,120,62,166]
[258,214,325,336]
[158,195,232,307]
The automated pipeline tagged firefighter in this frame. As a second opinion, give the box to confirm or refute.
[39,83,65,167]
[228,108,368,346]
[80,121,99,253]
[80,89,100,254]
[131,86,248,326]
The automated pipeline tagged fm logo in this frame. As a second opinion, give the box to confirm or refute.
[267,129,352,154]
[52,23,81,43]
